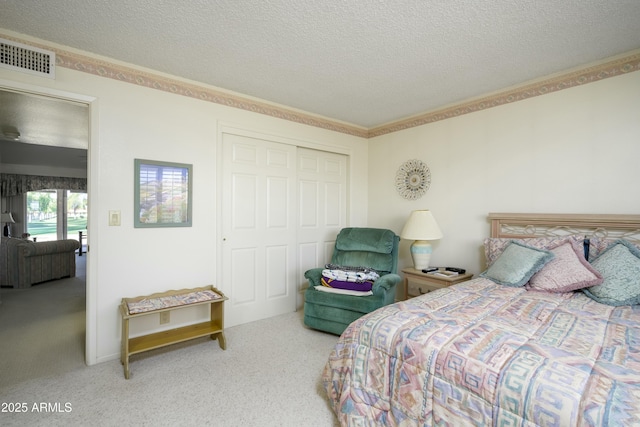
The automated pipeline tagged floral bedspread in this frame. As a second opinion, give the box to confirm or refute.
[323,278,640,426]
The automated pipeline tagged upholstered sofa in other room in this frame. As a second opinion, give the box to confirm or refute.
[0,238,80,288]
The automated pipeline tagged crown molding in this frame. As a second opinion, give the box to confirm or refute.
[54,47,370,138]
[369,51,640,138]
[0,32,369,138]
[2,32,639,139]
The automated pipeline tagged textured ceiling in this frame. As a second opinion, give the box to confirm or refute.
[1,0,640,129]
[0,89,88,169]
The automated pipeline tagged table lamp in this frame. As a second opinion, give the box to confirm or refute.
[2,212,15,237]
[400,210,443,270]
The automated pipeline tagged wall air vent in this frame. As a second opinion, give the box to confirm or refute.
[0,38,55,79]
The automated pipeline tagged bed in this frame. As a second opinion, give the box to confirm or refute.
[322,213,640,426]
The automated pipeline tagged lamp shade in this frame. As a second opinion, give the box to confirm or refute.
[401,210,443,270]
[400,210,442,241]
[1,212,15,224]
[2,212,15,238]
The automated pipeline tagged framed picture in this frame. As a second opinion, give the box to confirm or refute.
[134,159,192,228]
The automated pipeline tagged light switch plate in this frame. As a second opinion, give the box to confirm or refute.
[109,210,121,226]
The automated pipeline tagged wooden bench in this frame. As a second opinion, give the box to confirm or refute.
[119,285,227,379]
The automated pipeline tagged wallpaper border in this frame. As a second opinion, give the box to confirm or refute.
[2,33,639,139]
[369,52,640,137]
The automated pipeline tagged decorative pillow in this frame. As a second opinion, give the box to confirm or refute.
[480,241,555,287]
[527,240,603,292]
[588,237,640,261]
[484,235,584,266]
[582,239,640,306]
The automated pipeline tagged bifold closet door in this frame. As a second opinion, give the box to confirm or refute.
[221,133,297,327]
[296,148,347,309]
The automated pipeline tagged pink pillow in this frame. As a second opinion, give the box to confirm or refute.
[527,240,603,292]
[484,235,584,266]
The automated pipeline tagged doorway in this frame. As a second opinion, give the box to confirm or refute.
[0,82,94,367]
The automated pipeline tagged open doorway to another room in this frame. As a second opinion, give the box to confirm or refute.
[0,86,91,385]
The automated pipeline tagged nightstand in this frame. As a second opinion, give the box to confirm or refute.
[402,268,473,299]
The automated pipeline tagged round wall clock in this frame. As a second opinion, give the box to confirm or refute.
[395,159,431,200]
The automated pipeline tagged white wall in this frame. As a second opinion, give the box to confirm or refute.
[368,71,640,292]
[0,49,368,364]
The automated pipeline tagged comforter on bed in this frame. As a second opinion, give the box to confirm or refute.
[323,278,640,426]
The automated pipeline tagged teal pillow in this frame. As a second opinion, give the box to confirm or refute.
[480,241,554,287]
[582,239,640,306]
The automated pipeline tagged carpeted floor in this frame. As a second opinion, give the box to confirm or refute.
[0,256,340,426]
[0,256,87,388]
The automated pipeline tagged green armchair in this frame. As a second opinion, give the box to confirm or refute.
[303,227,401,335]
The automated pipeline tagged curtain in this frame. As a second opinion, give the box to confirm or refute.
[0,173,87,197]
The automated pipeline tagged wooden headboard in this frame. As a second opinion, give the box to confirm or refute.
[489,213,640,244]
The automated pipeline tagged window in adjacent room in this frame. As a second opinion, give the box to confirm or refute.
[26,189,87,242]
